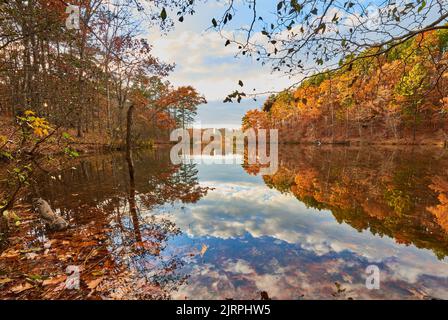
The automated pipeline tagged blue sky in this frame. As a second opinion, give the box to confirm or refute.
[148,1,294,128]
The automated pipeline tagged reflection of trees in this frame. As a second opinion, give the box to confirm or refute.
[245,146,448,259]
[428,176,448,234]
[140,162,210,209]
[24,148,210,299]
[34,149,209,214]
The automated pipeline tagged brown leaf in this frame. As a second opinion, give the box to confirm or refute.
[42,275,67,286]
[1,249,20,258]
[200,244,209,257]
[11,282,33,293]
[87,277,104,290]
[79,241,97,247]
[0,278,13,285]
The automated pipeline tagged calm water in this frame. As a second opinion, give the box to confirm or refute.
[30,146,448,299]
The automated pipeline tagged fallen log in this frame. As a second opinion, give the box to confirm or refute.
[33,198,68,231]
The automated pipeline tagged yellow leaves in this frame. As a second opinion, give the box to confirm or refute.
[0,135,6,145]
[33,127,47,138]
[32,117,50,137]
[16,110,52,138]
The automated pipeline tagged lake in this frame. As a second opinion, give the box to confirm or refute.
[24,145,448,299]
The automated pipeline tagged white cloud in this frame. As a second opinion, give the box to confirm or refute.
[150,29,292,102]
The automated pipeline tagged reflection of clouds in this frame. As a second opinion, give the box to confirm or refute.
[224,259,253,275]
[172,238,448,300]
[169,180,444,256]
[150,173,448,298]
[136,158,448,299]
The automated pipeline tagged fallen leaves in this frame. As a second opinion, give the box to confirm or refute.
[79,241,98,248]
[0,249,20,258]
[44,240,53,249]
[87,277,104,290]
[25,252,38,260]
[0,278,13,285]
[0,200,187,300]
[57,253,73,262]
[91,270,105,277]
[42,275,67,287]
[11,282,33,294]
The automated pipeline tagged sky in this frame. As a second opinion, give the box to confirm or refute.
[144,0,446,128]
[147,1,294,129]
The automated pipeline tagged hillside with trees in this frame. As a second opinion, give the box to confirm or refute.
[243,29,448,145]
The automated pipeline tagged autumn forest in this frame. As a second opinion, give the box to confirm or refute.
[1,0,448,303]
[243,29,448,145]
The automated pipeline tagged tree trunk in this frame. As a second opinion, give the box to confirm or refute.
[126,104,135,164]
[125,104,142,242]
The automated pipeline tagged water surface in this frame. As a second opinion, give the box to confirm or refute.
[31,146,448,299]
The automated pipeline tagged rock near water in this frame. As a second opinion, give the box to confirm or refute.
[33,198,68,231]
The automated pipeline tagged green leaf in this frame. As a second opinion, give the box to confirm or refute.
[238,80,244,87]
[212,18,218,27]
[418,0,426,12]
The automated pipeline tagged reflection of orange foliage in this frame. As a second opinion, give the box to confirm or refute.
[428,176,448,233]
[293,170,321,199]
[394,233,412,245]
[361,200,390,220]
[441,97,448,113]
[243,164,261,176]
[260,146,448,258]
[329,179,353,209]
[294,171,318,191]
